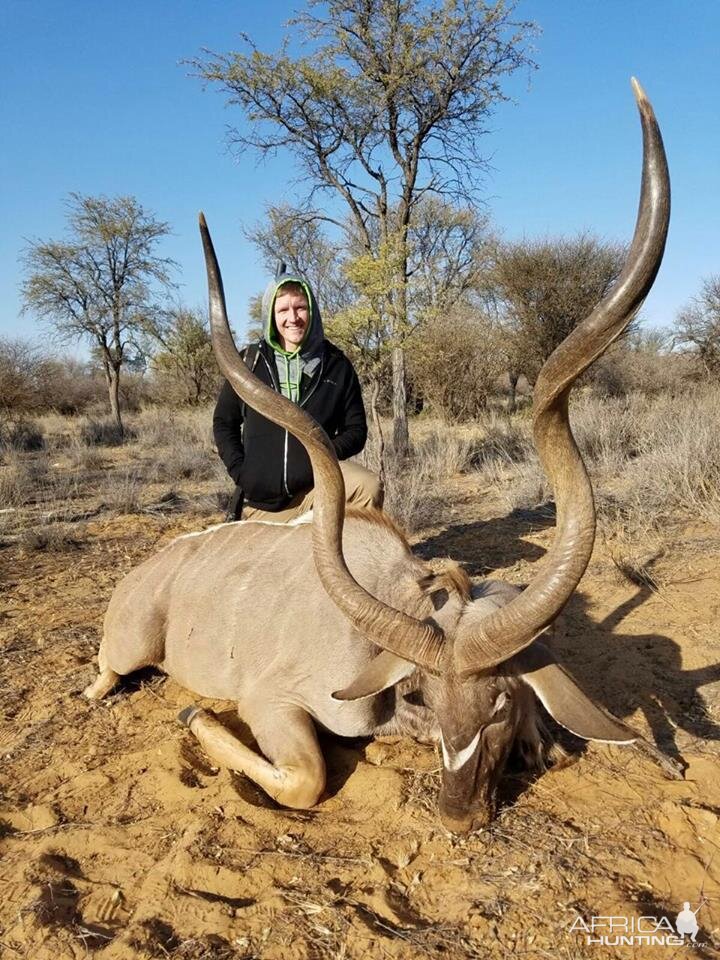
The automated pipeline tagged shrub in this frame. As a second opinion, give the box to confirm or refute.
[20,522,84,552]
[494,385,720,531]
[361,421,478,533]
[79,417,135,447]
[470,415,532,471]
[101,468,143,514]
[0,459,29,508]
[154,449,215,483]
[66,442,106,472]
[133,407,213,451]
[0,417,45,452]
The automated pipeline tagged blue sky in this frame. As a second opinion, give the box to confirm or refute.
[2,0,718,351]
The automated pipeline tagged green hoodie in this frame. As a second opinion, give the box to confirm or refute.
[261,266,325,403]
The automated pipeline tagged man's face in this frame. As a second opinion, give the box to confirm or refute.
[274,286,309,351]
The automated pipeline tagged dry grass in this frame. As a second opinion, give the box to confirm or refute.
[78,415,131,447]
[19,522,86,552]
[132,406,213,452]
[475,385,720,535]
[4,386,720,546]
[0,416,45,452]
[0,405,228,539]
[361,420,483,532]
[100,466,144,514]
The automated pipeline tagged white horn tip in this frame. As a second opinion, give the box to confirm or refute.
[630,76,647,103]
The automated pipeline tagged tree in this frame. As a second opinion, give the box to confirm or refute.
[408,306,506,420]
[148,308,221,405]
[490,232,626,402]
[193,0,535,454]
[674,275,720,376]
[21,193,176,436]
[246,197,494,412]
[586,325,697,397]
[245,204,352,320]
[0,337,47,412]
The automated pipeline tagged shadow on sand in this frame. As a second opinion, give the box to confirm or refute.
[416,504,720,764]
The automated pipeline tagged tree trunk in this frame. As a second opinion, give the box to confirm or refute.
[392,346,409,459]
[369,378,386,491]
[107,367,124,438]
[507,371,519,414]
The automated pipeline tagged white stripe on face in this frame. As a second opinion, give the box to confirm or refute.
[441,729,482,772]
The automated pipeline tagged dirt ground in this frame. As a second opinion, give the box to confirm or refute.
[1,476,720,959]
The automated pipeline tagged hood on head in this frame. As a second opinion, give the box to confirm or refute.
[261,261,325,357]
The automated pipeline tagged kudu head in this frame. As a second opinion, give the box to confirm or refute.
[200,79,670,832]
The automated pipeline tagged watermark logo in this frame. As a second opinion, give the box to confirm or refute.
[570,898,707,947]
[675,901,704,943]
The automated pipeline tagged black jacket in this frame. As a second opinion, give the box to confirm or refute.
[213,339,367,512]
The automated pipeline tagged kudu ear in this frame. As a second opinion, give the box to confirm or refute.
[513,642,637,743]
[332,651,416,701]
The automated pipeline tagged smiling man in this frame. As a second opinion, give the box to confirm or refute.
[213,264,383,521]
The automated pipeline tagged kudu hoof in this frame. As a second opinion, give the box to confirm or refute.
[178,704,202,728]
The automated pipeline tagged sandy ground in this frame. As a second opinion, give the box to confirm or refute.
[1,481,720,959]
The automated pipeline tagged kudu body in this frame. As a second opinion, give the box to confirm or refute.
[85,81,672,831]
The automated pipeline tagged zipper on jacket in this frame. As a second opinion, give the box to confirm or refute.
[260,343,326,498]
[283,430,291,496]
[255,347,293,497]
[287,354,326,495]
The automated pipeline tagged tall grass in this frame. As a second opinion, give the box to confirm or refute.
[5,388,720,539]
[485,386,720,531]
[359,385,720,536]
[361,421,482,531]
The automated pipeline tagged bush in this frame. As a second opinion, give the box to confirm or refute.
[361,421,479,533]
[79,417,135,447]
[101,467,143,514]
[409,310,507,421]
[588,339,698,397]
[469,415,532,470]
[0,459,29,508]
[493,385,720,531]
[0,418,45,452]
[20,522,84,552]
[154,449,215,483]
[66,442,106,472]
[133,407,213,451]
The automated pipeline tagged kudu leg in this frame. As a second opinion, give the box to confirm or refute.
[83,668,121,700]
[83,647,120,700]
[179,704,326,809]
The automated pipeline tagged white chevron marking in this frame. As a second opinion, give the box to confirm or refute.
[441,729,482,772]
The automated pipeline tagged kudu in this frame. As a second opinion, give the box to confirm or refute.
[85,80,673,832]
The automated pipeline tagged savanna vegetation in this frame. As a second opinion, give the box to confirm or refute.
[2,2,720,957]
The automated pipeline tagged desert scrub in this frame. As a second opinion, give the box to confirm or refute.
[20,522,85,552]
[0,457,31,508]
[78,416,133,447]
[0,417,45,452]
[495,385,720,530]
[617,389,720,524]
[133,406,213,451]
[153,445,216,483]
[0,450,53,508]
[101,466,143,514]
[470,412,534,486]
[64,441,106,472]
[361,420,480,532]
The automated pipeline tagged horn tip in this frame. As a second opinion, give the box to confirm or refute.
[199,211,208,229]
[630,76,647,104]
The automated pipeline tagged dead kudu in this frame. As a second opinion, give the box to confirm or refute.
[85,81,676,832]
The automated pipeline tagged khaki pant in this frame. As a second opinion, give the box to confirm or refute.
[242,461,383,523]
